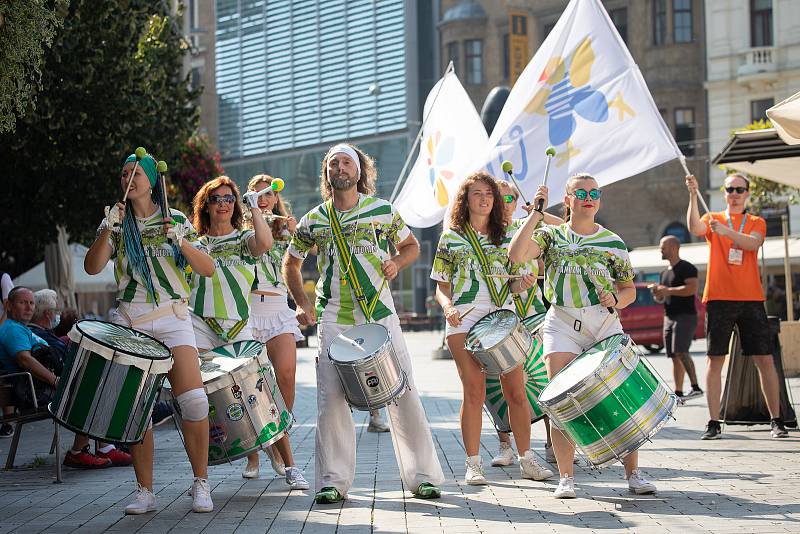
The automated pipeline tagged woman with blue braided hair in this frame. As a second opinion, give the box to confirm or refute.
[85,150,216,515]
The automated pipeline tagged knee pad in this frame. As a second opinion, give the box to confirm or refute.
[176,388,209,421]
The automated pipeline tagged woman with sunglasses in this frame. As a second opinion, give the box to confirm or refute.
[431,172,553,486]
[508,173,657,499]
[490,181,563,469]
[84,150,216,514]
[239,174,310,490]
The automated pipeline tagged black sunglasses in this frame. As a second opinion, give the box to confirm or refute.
[725,186,748,194]
[209,194,236,205]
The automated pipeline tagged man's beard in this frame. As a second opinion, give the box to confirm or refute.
[329,173,356,191]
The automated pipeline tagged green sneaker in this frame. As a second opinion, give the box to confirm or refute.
[414,482,441,499]
[314,486,343,504]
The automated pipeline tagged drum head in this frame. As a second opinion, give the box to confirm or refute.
[329,324,389,363]
[539,334,626,404]
[466,309,519,351]
[74,320,170,360]
[200,340,263,361]
[199,355,256,384]
[522,313,546,334]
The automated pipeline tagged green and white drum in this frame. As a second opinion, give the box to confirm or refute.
[167,340,293,465]
[49,320,172,444]
[484,313,549,432]
[538,334,677,466]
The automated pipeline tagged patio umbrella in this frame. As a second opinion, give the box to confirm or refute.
[767,90,800,145]
[44,225,77,310]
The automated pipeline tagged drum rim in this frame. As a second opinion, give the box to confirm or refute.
[72,319,171,360]
[328,323,391,364]
[465,309,521,352]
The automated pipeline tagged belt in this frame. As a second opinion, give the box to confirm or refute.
[551,305,618,343]
[118,299,189,327]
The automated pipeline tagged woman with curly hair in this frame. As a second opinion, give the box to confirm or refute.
[508,173,657,499]
[240,173,309,490]
[430,171,553,486]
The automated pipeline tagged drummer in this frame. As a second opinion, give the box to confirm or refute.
[508,172,657,498]
[84,150,217,514]
[237,174,309,490]
[283,143,444,504]
[430,171,553,485]
[491,180,562,468]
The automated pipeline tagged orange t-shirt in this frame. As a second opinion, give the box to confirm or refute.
[701,211,766,303]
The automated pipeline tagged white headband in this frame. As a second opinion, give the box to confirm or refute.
[326,144,361,179]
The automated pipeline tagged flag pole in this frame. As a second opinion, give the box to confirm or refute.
[389,61,455,203]
[678,155,711,215]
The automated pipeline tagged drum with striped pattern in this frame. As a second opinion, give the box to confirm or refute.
[49,320,173,444]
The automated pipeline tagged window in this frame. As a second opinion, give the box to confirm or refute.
[446,41,460,76]
[751,97,774,122]
[653,0,667,45]
[673,0,692,43]
[543,22,556,39]
[751,0,773,47]
[503,34,509,80]
[465,39,483,85]
[188,0,198,30]
[675,108,695,157]
[610,8,628,44]
[663,222,691,244]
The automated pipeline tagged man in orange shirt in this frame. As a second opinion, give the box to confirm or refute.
[686,173,787,439]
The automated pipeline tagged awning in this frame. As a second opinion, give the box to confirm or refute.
[767,90,800,145]
[711,128,800,189]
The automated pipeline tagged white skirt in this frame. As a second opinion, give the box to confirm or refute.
[248,294,304,343]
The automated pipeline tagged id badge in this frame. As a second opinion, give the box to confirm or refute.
[728,248,743,265]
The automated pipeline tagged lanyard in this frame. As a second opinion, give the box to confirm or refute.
[725,209,747,234]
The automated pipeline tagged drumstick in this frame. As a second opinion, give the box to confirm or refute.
[336,333,366,352]
[486,274,544,280]
[122,147,147,203]
[459,305,476,320]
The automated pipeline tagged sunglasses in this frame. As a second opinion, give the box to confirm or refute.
[209,194,236,205]
[571,188,602,200]
[725,186,748,194]
[503,195,517,204]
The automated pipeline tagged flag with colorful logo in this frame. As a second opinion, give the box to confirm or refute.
[394,65,488,228]
[477,0,681,213]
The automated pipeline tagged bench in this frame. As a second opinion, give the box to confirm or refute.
[0,373,62,483]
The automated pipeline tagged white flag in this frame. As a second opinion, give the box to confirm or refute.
[477,0,680,214]
[395,67,488,228]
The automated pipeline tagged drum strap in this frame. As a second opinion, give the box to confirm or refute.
[511,290,537,319]
[552,305,617,342]
[327,200,385,322]
[462,223,510,308]
[118,299,188,326]
[203,317,248,342]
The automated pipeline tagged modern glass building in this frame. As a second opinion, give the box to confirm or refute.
[214,0,438,312]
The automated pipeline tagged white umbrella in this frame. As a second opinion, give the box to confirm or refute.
[44,225,77,309]
[767,90,800,145]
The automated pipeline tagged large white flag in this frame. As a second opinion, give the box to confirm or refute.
[394,66,488,227]
[477,0,680,213]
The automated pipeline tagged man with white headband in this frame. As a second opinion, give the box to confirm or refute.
[283,143,444,504]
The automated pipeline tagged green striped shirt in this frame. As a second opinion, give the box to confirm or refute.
[507,219,547,318]
[104,208,198,304]
[288,195,410,325]
[532,223,634,308]
[254,230,290,296]
[190,229,256,321]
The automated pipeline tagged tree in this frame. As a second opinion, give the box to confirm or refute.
[0,1,68,134]
[0,0,198,276]
[170,134,225,214]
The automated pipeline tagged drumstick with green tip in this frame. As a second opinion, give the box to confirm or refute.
[122,146,148,203]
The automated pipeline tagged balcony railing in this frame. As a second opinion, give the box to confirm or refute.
[737,46,777,81]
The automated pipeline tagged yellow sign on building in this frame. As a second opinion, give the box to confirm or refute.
[509,12,529,86]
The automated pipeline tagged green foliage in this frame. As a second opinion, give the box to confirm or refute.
[171,134,225,213]
[0,0,69,133]
[0,0,199,276]
[725,119,800,214]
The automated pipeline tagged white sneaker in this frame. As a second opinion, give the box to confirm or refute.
[285,466,310,490]
[265,446,286,476]
[553,476,576,499]
[464,455,488,485]
[367,413,390,433]
[491,442,515,467]
[519,450,554,481]
[190,477,214,513]
[124,484,157,515]
[627,469,657,495]
[242,462,259,479]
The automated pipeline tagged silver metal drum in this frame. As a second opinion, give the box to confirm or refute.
[166,340,293,465]
[465,309,529,375]
[328,323,408,411]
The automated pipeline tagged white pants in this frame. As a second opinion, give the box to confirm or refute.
[315,315,445,495]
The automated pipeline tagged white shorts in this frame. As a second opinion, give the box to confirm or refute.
[248,294,304,343]
[113,300,196,350]
[541,304,624,357]
[445,302,513,338]
[191,313,254,352]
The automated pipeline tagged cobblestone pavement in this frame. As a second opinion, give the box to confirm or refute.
[1,331,798,533]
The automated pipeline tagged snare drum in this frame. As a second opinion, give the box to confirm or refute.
[465,309,529,375]
[167,340,293,465]
[484,313,549,432]
[49,320,172,444]
[538,334,677,466]
[328,323,408,411]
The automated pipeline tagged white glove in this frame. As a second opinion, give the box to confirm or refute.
[102,205,122,233]
[166,221,186,248]
[242,190,266,209]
